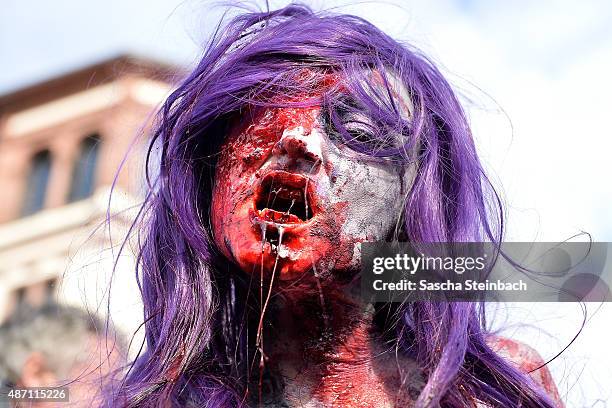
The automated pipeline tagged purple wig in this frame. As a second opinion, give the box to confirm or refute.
[107,5,557,407]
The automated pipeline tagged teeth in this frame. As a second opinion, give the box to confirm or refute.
[277,245,289,258]
[258,208,302,224]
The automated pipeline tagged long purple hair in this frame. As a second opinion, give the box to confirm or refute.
[106,5,557,407]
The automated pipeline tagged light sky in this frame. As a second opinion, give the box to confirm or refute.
[2,0,612,405]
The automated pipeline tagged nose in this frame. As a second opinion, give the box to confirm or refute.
[273,126,323,164]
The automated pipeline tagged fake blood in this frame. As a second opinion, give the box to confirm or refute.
[209,76,418,406]
[488,337,564,407]
[212,104,352,281]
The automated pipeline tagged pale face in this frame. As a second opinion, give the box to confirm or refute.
[211,81,412,282]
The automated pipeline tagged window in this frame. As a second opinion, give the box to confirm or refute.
[45,278,57,303]
[22,149,52,215]
[68,134,101,202]
[15,286,26,307]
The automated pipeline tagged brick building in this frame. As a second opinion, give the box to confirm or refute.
[0,56,178,336]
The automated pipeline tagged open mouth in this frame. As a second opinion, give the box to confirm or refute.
[254,171,314,224]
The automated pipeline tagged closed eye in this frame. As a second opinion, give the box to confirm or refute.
[322,109,397,153]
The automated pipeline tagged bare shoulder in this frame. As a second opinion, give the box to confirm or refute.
[486,335,564,407]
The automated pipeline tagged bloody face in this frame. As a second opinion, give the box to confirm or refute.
[211,94,409,282]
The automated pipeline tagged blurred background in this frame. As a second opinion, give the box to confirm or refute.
[0,0,610,406]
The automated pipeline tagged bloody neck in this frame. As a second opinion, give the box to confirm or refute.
[256,278,411,407]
